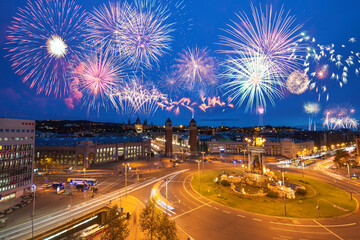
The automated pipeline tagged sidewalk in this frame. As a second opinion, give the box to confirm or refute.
[106,195,146,240]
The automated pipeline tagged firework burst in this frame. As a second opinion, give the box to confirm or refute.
[6,0,88,96]
[286,70,310,95]
[221,51,284,112]
[323,104,358,130]
[173,47,217,93]
[304,102,320,130]
[72,50,124,113]
[88,0,173,69]
[220,4,304,85]
[111,77,167,116]
[158,97,196,116]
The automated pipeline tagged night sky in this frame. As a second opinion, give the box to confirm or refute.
[0,0,359,128]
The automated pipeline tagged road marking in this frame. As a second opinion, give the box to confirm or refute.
[176,224,195,240]
[213,207,219,210]
[279,236,293,239]
[271,228,330,235]
[237,214,245,218]
[223,210,231,214]
[313,220,344,240]
[171,202,210,220]
[291,219,300,224]
[253,218,262,221]
[270,221,356,228]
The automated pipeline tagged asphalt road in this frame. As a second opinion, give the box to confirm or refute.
[1,160,360,240]
[161,163,360,240]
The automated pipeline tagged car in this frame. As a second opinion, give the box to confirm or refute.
[42,184,52,189]
[4,208,13,214]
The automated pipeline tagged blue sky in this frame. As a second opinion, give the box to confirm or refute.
[0,0,359,128]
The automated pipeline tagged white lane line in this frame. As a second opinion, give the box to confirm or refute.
[237,214,245,218]
[271,228,330,235]
[269,221,356,228]
[313,220,344,240]
[223,210,231,214]
[1,170,190,239]
[253,218,262,221]
[279,236,293,239]
[213,207,219,210]
[171,202,210,220]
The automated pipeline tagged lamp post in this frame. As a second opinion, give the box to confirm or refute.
[164,179,168,212]
[282,170,286,216]
[125,164,128,197]
[31,184,36,239]
[197,160,200,191]
[201,151,205,173]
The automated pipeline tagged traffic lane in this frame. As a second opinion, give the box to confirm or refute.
[1,170,188,240]
[173,199,337,240]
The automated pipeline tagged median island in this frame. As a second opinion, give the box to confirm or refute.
[191,168,357,218]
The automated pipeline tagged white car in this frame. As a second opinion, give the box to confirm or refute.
[42,184,52,189]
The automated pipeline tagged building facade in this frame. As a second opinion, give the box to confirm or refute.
[207,137,314,159]
[0,118,35,203]
[264,139,314,159]
[35,136,150,169]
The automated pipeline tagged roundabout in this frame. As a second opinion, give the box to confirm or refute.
[158,162,360,240]
[190,168,357,218]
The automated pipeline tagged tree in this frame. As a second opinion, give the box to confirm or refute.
[140,202,158,240]
[39,157,57,172]
[140,202,178,240]
[102,205,129,240]
[156,213,178,240]
[334,149,351,168]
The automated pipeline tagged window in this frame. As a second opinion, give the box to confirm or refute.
[0,129,3,132]
[5,129,9,133]
[26,130,29,133]
[21,130,25,133]
[31,130,34,133]
[11,129,15,132]
[16,129,20,133]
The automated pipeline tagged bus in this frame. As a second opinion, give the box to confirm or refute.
[67,178,98,186]
[80,224,104,239]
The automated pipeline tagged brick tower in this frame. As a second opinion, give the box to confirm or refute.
[189,118,197,155]
[165,118,173,157]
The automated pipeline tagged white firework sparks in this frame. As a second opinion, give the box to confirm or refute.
[286,70,310,95]
[221,51,284,112]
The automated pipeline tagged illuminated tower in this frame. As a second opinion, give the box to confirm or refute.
[165,118,173,157]
[189,118,198,155]
[135,117,143,134]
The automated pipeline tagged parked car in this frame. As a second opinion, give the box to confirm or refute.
[42,183,52,189]
[4,208,13,214]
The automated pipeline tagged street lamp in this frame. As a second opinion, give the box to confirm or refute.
[196,160,201,191]
[164,179,169,212]
[201,151,205,173]
[281,170,286,216]
[31,184,36,239]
